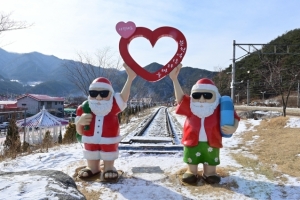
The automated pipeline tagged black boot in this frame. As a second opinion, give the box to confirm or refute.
[202,174,221,184]
[182,173,199,184]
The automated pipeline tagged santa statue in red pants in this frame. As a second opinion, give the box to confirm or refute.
[75,63,136,181]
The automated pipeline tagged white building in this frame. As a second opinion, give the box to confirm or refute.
[17,94,64,117]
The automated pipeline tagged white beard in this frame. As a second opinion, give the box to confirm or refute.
[88,96,113,116]
[190,98,219,118]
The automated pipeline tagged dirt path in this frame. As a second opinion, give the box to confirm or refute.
[235,105,300,116]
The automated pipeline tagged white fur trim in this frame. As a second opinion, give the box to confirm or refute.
[114,93,127,111]
[100,136,122,144]
[82,135,122,144]
[191,84,219,93]
[83,150,101,160]
[89,82,114,92]
[100,150,119,160]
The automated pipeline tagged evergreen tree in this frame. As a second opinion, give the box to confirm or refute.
[63,122,77,144]
[42,130,53,152]
[118,112,121,123]
[3,118,21,158]
[128,106,131,115]
[22,141,30,152]
[125,107,129,124]
[120,109,126,124]
[58,130,62,144]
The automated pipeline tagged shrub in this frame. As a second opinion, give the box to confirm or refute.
[42,130,53,152]
[3,118,21,158]
[22,141,30,152]
[63,122,77,144]
[58,130,62,144]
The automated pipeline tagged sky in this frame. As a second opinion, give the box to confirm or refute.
[0,107,300,199]
[0,0,300,71]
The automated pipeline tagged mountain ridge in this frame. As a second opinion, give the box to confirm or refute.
[0,48,217,100]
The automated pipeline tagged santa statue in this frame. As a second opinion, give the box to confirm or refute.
[75,63,136,181]
[169,63,240,185]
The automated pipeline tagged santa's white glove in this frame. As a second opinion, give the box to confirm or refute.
[76,113,93,126]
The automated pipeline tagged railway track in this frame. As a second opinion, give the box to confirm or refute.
[119,107,183,153]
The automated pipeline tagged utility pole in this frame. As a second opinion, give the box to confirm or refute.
[247,80,250,106]
[22,104,27,143]
[231,40,236,102]
[231,42,300,105]
[261,91,266,101]
[297,80,299,108]
[235,94,239,104]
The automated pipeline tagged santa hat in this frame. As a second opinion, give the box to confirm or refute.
[89,77,114,92]
[191,78,219,94]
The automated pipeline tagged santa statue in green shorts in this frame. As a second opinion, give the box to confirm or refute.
[169,63,240,184]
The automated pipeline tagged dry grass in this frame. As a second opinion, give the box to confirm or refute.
[232,116,300,181]
[0,135,71,162]
[77,182,102,200]
[231,154,281,180]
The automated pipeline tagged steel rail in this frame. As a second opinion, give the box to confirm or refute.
[119,107,183,153]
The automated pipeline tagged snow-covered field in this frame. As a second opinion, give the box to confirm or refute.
[0,107,300,200]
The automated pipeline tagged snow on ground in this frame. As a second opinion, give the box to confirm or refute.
[285,117,300,128]
[0,107,300,199]
[253,110,282,118]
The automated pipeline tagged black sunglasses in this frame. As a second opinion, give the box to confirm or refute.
[89,90,110,98]
[192,92,213,100]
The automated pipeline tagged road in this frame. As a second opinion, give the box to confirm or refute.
[235,105,300,116]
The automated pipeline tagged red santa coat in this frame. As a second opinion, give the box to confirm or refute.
[176,95,240,148]
[76,94,125,144]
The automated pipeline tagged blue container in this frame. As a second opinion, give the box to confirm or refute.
[220,96,234,138]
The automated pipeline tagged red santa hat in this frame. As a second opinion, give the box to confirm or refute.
[89,77,114,92]
[191,78,219,94]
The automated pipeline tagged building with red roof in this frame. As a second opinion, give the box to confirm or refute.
[0,101,25,123]
[16,94,65,117]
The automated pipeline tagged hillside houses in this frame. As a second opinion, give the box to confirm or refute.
[0,100,25,123]
[129,98,152,107]
[16,94,64,117]
[0,94,65,123]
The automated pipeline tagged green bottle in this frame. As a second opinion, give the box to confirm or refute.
[76,100,91,142]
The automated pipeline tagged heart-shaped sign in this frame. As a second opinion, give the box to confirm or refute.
[119,26,187,82]
[116,21,136,39]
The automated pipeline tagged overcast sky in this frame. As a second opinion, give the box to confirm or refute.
[1,0,299,71]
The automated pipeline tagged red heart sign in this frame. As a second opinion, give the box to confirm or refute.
[119,26,187,82]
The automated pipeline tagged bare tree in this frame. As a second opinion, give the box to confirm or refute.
[256,55,300,116]
[212,66,231,96]
[63,47,123,96]
[0,12,32,46]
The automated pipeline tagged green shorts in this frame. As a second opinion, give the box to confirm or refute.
[183,142,220,166]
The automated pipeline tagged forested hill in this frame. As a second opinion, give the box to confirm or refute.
[128,63,217,102]
[213,28,300,99]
